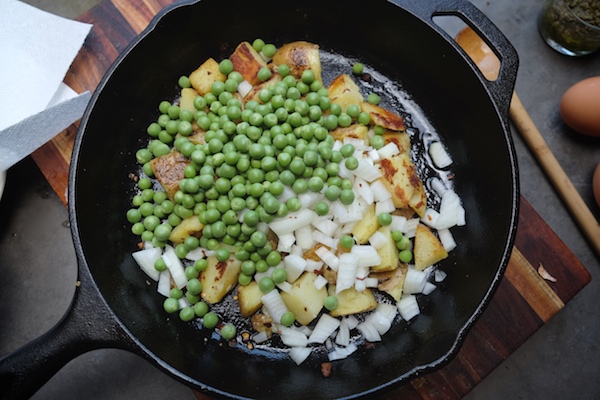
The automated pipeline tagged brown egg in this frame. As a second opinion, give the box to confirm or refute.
[560,76,600,137]
[593,162,600,208]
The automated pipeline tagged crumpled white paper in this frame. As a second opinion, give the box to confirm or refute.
[0,0,93,171]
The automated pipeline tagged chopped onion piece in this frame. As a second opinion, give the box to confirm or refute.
[132,247,162,281]
[299,191,322,209]
[397,295,420,320]
[365,277,379,288]
[435,190,465,230]
[421,208,440,228]
[437,228,457,252]
[143,241,154,250]
[269,209,317,235]
[284,254,307,283]
[345,315,360,330]
[338,161,355,181]
[336,253,358,293]
[315,247,339,270]
[306,259,324,272]
[351,245,382,268]
[185,247,209,261]
[404,268,429,294]
[434,269,447,282]
[335,318,350,346]
[295,225,315,250]
[311,217,339,237]
[355,279,366,291]
[157,270,171,297]
[429,141,453,169]
[429,177,448,197]
[262,289,288,324]
[370,179,392,202]
[343,137,368,151]
[377,142,400,159]
[276,233,296,252]
[253,331,270,344]
[403,218,420,238]
[423,282,437,295]
[278,185,296,203]
[368,231,388,249]
[178,297,191,310]
[277,281,293,293]
[367,148,381,163]
[353,177,374,204]
[353,159,382,182]
[313,230,338,249]
[289,347,312,365]
[238,80,253,98]
[390,215,407,232]
[328,343,358,361]
[376,198,396,214]
[314,274,328,290]
[308,314,341,344]
[279,326,309,347]
[357,321,382,342]
[162,249,187,289]
[365,311,393,335]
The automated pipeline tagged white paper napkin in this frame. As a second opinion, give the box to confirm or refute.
[0,0,93,171]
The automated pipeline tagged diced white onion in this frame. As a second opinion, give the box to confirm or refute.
[276,232,296,252]
[308,314,341,344]
[185,247,209,261]
[429,177,448,197]
[403,218,420,238]
[299,191,322,209]
[365,311,393,336]
[377,142,400,159]
[314,274,328,290]
[429,141,453,169]
[238,80,253,98]
[132,247,162,281]
[336,253,358,293]
[157,270,171,297]
[295,225,315,250]
[315,247,339,270]
[390,215,407,232]
[311,217,339,237]
[279,326,309,347]
[354,279,367,292]
[353,177,374,205]
[397,295,420,320]
[277,281,293,293]
[357,321,382,342]
[403,268,429,294]
[313,230,338,249]
[370,179,391,202]
[306,259,324,272]
[178,297,191,310]
[423,282,437,295]
[365,277,379,288]
[253,331,270,344]
[289,347,312,365]
[367,148,381,163]
[335,319,350,347]
[376,303,398,321]
[328,343,358,361]
[284,254,307,283]
[368,231,388,249]
[345,315,360,330]
[351,245,382,268]
[162,249,187,289]
[353,159,382,182]
[434,269,448,283]
[278,185,296,203]
[262,289,288,324]
[376,198,396,215]
[269,209,317,236]
[437,228,457,252]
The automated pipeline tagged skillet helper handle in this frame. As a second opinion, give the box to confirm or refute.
[397,0,519,120]
[0,270,135,399]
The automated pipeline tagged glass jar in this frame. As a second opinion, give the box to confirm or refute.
[538,0,600,56]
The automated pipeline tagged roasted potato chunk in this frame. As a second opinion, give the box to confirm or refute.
[273,41,322,82]
[378,153,426,215]
[328,74,363,111]
[230,41,268,85]
[189,57,226,96]
[375,264,408,301]
[330,124,369,142]
[179,88,199,114]
[414,223,448,271]
[281,272,327,325]
[243,72,282,102]
[238,281,264,317]
[361,102,406,131]
[328,285,377,317]
[169,216,204,245]
[351,203,379,244]
[382,131,411,154]
[149,150,189,201]
[200,254,242,304]
[371,227,399,273]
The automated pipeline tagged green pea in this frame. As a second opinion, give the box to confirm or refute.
[367,93,381,105]
[324,185,341,201]
[219,59,234,75]
[315,201,329,216]
[215,247,230,261]
[163,298,179,314]
[340,235,354,249]
[258,67,272,82]
[154,224,172,242]
[170,287,183,299]
[370,135,385,149]
[280,311,295,327]
[238,273,252,286]
[194,259,208,271]
[396,236,411,251]
[324,295,339,311]
[252,38,265,51]
[378,212,392,226]
[352,63,364,75]
[259,276,275,293]
[250,231,267,248]
[358,111,371,125]
[339,189,355,205]
[399,249,413,263]
[194,302,209,317]
[277,63,290,77]
[292,179,308,194]
[374,125,386,135]
[220,323,237,340]
[271,267,287,284]
[203,312,219,329]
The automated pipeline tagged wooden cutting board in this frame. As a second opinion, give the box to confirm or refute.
[30,0,591,398]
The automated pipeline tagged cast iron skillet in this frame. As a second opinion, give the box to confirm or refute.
[0,0,519,398]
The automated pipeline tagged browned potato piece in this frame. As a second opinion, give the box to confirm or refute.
[179,88,199,114]
[378,153,426,215]
[230,41,268,85]
[273,41,322,82]
[371,227,399,273]
[361,102,406,131]
[328,74,363,111]
[330,124,369,142]
[200,254,242,304]
[374,264,408,301]
[169,216,204,245]
[328,285,377,317]
[189,58,226,95]
[351,203,378,244]
[187,127,206,145]
[281,272,327,325]
[149,150,189,201]
[243,73,282,102]
[238,281,264,317]
[414,224,448,271]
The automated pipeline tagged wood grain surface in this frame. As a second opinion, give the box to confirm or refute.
[30,0,591,398]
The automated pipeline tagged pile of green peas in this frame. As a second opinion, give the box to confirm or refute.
[127,40,403,332]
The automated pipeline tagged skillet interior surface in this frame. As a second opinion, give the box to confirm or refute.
[71,0,518,398]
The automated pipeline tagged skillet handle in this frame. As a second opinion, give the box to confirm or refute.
[394,0,519,119]
[0,266,137,399]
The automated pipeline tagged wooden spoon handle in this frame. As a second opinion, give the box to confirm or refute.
[510,92,600,256]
